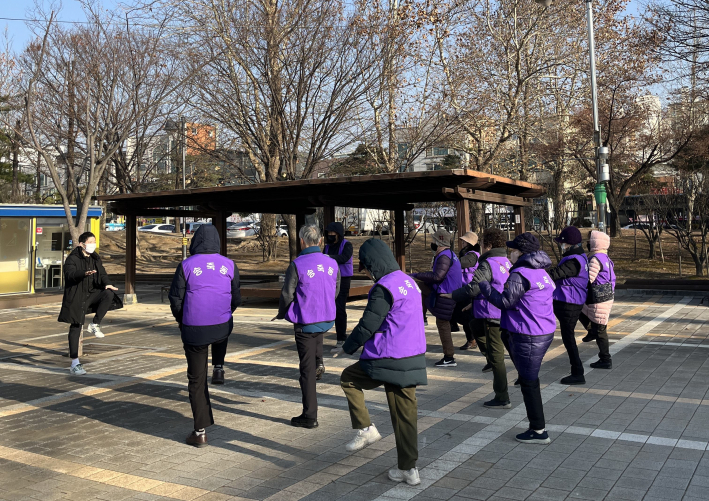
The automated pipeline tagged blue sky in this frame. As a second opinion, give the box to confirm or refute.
[3,0,643,50]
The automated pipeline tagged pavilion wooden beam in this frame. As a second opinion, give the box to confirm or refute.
[295,212,306,254]
[442,187,532,207]
[456,200,471,250]
[213,211,228,256]
[323,206,336,228]
[109,206,217,218]
[395,209,405,271]
[125,214,137,304]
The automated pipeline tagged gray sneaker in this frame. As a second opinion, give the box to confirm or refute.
[330,341,344,354]
[69,364,87,376]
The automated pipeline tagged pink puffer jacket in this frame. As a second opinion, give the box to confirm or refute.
[581,231,613,325]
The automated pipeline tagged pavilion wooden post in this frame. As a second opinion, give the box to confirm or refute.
[395,209,406,271]
[456,199,471,250]
[295,213,306,254]
[323,206,335,229]
[124,214,138,304]
[514,206,526,237]
[214,211,228,256]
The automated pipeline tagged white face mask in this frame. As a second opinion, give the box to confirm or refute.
[560,243,569,254]
[84,243,97,254]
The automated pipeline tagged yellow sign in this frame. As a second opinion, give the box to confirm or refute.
[182,238,189,246]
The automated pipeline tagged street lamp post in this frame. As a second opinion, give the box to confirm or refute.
[180,116,187,261]
[165,117,189,260]
[535,0,610,232]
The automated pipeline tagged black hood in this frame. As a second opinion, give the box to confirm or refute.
[325,222,345,238]
[189,224,220,255]
[358,238,400,281]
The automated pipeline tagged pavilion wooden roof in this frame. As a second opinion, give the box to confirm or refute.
[98,169,545,216]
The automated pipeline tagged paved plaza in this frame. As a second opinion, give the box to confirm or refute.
[1,289,709,501]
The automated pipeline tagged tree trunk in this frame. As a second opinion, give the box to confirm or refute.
[34,151,41,203]
[693,255,705,277]
[11,120,21,201]
[283,214,297,261]
[261,213,278,261]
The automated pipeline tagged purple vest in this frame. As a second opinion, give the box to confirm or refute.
[501,267,557,335]
[431,249,462,294]
[361,270,426,360]
[285,252,338,325]
[474,256,512,320]
[553,254,589,305]
[181,254,235,327]
[462,250,480,285]
[324,239,353,277]
[594,254,616,289]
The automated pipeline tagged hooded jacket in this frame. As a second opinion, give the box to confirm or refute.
[323,222,354,266]
[479,251,556,379]
[480,251,553,313]
[582,231,614,325]
[58,246,117,324]
[343,239,427,388]
[412,247,460,320]
[548,245,588,317]
[451,247,508,325]
[168,224,241,345]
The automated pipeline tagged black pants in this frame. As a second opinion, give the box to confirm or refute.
[67,289,115,359]
[519,376,545,430]
[295,328,324,419]
[183,337,230,430]
[553,301,585,376]
[579,312,610,361]
[335,276,352,341]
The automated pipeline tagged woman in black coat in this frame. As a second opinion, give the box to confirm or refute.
[58,232,120,375]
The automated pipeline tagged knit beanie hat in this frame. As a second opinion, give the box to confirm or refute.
[506,232,540,254]
[554,226,582,245]
[432,228,452,248]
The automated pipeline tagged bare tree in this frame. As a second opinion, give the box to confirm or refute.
[173,0,383,260]
[21,6,189,246]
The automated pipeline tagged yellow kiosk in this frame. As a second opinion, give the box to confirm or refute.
[0,205,103,295]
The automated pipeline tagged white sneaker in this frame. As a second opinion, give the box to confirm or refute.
[88,323,104,338]
[69,364,87,376]
[388,467,420,486]
[345,424,382,452]
[330,341,344,354]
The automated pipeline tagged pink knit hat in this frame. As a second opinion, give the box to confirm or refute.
[589,230,610,252]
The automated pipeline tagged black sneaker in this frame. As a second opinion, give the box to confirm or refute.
[516,429,551,444]
[316,364,326,380]
[423,317,428,326]
[291,415,318,429]
[435,357,457,368]
[483,398,511,409]
[513,378,520,386]
[590,359,612,369]
[560,374,586,385]
[582,333,597,343]
[450,322,460,333]
[482,363,493,373]
[459,341,476,351]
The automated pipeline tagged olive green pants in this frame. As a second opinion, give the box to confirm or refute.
[340,362,418,470]
[484,320,509,402]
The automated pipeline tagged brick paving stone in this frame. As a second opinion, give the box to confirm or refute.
[2,296,709,501]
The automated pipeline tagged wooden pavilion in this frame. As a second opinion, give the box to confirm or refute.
[98,169,545,302]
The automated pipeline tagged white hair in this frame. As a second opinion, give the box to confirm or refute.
[299,225,321,247]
